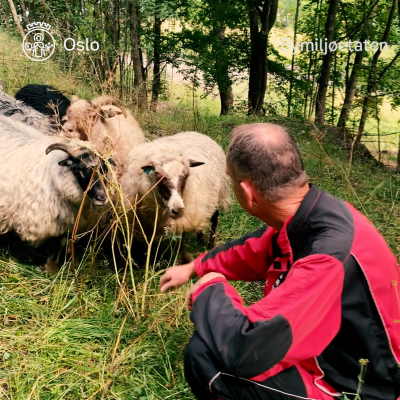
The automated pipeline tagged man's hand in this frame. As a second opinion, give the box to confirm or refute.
[186,272,226,311]
[160,261,196,292]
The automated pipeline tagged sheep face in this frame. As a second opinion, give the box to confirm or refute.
[62,96,127,141]
[141,159,204,219]
[46,144,112,206]
[62,99,96,140]
[61,152,110,206]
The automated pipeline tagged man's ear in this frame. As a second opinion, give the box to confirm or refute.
[240,181,255,208]
[59,157,73,167]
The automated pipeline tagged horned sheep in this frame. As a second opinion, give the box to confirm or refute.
[120,131,231,259]
[0,116,112,272]
[62,95,146,177]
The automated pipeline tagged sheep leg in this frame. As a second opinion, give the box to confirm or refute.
[179,233,193,264]
[43,236,68,273]
[196,231,205,245]
[207,210,219,250]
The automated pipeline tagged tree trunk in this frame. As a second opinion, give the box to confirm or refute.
[19,0,29,26]
[355,0,396,144]
[29,0,38,21]
[41,0,49,24]
[63,0,73,39]
[151,0,161,111]
[7,0,25,40]
[218,86,234,115]
[248,0,278,115]
[111,0,120,50]
[303,0,320,118]
[287,0,300,117]
[337,1,374,130]
[214,25,234,116]
[128,0,146,109]
[397,133,400,172]
[314,0,339,125]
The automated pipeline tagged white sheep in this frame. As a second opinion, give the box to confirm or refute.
[120,131,231,259]
[62,95,146,177]
[0,116,112,272]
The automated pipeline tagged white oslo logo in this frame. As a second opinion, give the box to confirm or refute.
[22,22,55,62]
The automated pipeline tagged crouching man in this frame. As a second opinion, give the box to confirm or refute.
[160,123,400,400]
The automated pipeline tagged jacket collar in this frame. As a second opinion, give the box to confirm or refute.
[275,184,321,264]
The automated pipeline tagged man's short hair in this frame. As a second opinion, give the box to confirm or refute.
[227,123,308,202]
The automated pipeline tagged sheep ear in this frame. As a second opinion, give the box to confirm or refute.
[189,160,205,168]
[99,107,117,119]
[141,164,155,175]
[59,158,73,167]
[71,95,80,103]
[108,158,116,166]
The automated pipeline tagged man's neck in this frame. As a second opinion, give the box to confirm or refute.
[256,184,310,230]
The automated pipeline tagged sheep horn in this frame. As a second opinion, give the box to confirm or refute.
[91,96,127,118]
[45,143,82,158]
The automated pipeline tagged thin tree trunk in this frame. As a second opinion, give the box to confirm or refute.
[315,0,339,125]
[337,0,373,130]
[29,0,37,21]
[331,51,337,124]
[19,0,29,26]
[248,0,278,115]
[304,0,320,118]
[7,0,25,40]
[63,0,73,38]
[215,25,234,115]
[128,0,146,109]
[151,0,161,111]
[337,49,366,130]
[287,0,300,117]
[218,86,234,115]
[397,133,400,172]
[41,0,49,24]
[111,0,119,50]
[355,0,396,144]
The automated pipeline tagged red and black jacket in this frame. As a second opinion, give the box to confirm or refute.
[191,184,400,400]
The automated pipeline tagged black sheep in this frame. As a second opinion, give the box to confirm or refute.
[15,84,70,123]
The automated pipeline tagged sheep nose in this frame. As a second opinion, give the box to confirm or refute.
[170,207,183,218]
[94,194,108,205]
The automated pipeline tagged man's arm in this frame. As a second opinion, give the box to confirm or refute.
[189,254,344,379]
[160,225,275,292]
[194,225,275,279]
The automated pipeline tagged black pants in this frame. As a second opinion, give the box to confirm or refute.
[184,331,316,400]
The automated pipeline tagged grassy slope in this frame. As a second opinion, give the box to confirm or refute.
[0,30,399,400]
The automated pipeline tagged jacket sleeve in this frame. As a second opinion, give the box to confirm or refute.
[194,225,276,281]
[190,254,344,379]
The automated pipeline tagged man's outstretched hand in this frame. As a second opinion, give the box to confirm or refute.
[160,261,196,292]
